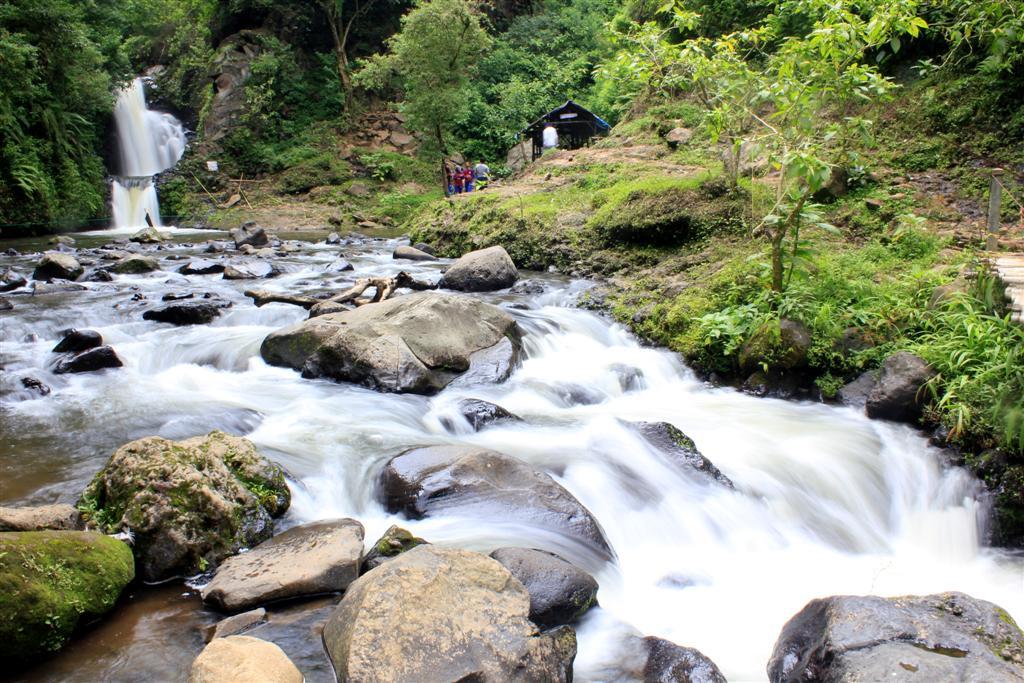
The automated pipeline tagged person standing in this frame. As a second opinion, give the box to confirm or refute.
[453,164,464,194]
[464,163,475,193]
[474,160,491,190]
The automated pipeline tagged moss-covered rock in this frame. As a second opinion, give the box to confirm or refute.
[0,530,134,662]
[78,430,290,582]
[738,319,812,373]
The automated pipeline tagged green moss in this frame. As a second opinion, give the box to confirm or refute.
[0,531,134,662]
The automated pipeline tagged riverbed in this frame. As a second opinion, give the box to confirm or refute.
[2,230,1022,682]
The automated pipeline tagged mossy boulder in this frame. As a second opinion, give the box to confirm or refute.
[79,431,290,582]
[0,530,134,663]
[738,318,812,373]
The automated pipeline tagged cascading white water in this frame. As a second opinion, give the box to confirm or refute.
[1,240,1022,682]
[110,78,186,231]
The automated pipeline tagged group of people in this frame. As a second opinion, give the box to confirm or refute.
[446,160,490,195]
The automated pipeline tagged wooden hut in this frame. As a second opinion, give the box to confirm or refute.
[520,100,611,161]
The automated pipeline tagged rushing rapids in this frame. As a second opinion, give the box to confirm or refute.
[1,233,1022,682]
[109,78,187,232]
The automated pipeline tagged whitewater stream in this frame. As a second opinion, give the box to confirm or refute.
[1,232,1022,682]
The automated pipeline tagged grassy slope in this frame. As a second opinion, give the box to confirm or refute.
[405,83,1024,545]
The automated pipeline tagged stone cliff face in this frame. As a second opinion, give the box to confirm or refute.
[204,31,265,143]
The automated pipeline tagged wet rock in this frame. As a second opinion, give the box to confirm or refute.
[0,269,26,292]
[323,545,577,682]
[738,318,811,373]
[450,398,523,432]
[360,525,427,573]
[110,254,160,274]
[837,370,877,407]
[205,241,228,254]
[78,431,290,582]
[230,222,268,249]
[640,636,728,683]
[143,299,232,325]
[413,242,435,255]
[325,232,342,245]
[53,329,103,353]
[261,292,521,395]
[179,258,225,275]
[48,234,76,247]
[203,608,267,642]
[32,252,83,282]
[31,280,87,294]
[393,245,438,261]
[130,227,165,244]
[0,505,83,532]
[324,257,354,273]
[378,445,611,558]
[85,269,114,282]
[20,377,51,396]
[490,547,598,628]
[187,635,302,683]
[768,592,1024,683]
[0,531,134,662]
[202,519,364,613]
[631,421,733,488]
[741,369,805,400]
[510,279,547,295]
[53,346,123,374]
[244,597,339,683]
[439,245,519,292]
[865,351,936,423]
[222,260,278,280]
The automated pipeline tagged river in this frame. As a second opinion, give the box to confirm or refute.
[2,230,1022,682]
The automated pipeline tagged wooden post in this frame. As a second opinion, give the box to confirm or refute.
[988,168,1004,251]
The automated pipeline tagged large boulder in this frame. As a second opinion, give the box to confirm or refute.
[130,227,164,243]
[767,592,1024,682]
[322,545,577,682]
[202,519,364,612]
[0,531,134,662]
[53,345,123,374]
[143,299,232,326]
[52,329,102,353]
[32,252,83,282]
[187,635,302,683]
[489,547,598,627]
[738,318,812,373]
[230,222,269,249]
[78,431,290,582]
[110,254,160,274]
[378,445,611,558]
[631,421,733,488]
[865,351,936,423]
[0,505,83,532]
[439,245,519,292]
[261,292,522,395]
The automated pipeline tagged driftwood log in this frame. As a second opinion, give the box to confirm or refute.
[245,271,436,313]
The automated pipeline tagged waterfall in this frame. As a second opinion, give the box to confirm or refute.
[110,78,186,231]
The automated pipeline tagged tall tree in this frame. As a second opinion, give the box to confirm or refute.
[319,0,391,112]
[356,0,491,159]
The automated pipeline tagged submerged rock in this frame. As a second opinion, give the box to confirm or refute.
[865,351,936,423]
[20,376,51,396]
[448,398,523,432]
[143,299,232,325]
[187,635,302,683]
[179,258,225,275]
[489,547,598,627]
[52,329,102,353]
[640,636,728,683]
[53,345,123,374]
[378,445,611,558]
[322,545,577,682]
[202,518,364,613]
[261,292,521,395]
[439,245,519,292]
[631,421,733,488]
[360,524,427,573]
[768,592,1024,682]
[0,531,134,662]
[110,254,160,274]
[0,504,83,532]
[0,269,27,292]
[32,252,83,282]
[79,430,290,582]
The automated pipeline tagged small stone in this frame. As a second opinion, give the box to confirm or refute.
[20,377,51,396]
[187,636,302,683]
[393,245,437,262]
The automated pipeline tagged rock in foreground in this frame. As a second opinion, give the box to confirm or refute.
[631,421,733,488]
[378,445,611,558]
[323,545,576,682]
[439,245,519,292]
[0,531,134,662]
[53,345,123,374]
[202,518,364,612]
[79,431,290,582]
[261,292,521,394]
[32,252,83,282]
[768,592,1024,682]
[188,635,302,683]
[489,547,598,627]
[0,505,83,532]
